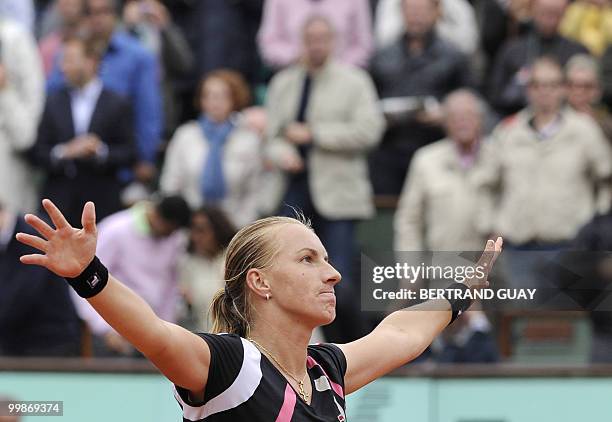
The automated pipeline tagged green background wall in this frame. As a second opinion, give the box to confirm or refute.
[3,372,612,421]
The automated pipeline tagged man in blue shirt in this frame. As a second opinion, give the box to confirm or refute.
[47,0,163,185]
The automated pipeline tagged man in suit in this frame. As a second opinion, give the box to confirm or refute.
[31,34,136,226]
[265,16,385,343]
[47,0,163,192]
[0,203,81,356]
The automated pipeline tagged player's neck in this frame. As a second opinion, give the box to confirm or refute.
[249,320,311,376]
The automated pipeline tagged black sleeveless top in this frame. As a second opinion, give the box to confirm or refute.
[173,333,348,421]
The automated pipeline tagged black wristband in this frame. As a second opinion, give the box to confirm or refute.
[64,256,109,298]
[446,282,473,325]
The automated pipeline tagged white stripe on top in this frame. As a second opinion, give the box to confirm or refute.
[174,337,262,421]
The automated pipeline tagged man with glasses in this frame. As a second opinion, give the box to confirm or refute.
[477,56,612,294]
[565,53,612,141]
[478,56,612,251]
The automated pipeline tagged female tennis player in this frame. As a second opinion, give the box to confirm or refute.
[16,199,502,421]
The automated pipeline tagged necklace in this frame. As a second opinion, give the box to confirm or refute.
[247,338,310,402]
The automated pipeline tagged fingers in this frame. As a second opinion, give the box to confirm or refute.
[15,232,48,253]
[42,199,71,230]
[476,237,504,277]
[478,239,496,269]
[24,213,54,239]
[19,254,49,267]
[81,201,97,233]
[491,236,504,266]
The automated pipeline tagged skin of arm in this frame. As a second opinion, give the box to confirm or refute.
[338,237,502,394]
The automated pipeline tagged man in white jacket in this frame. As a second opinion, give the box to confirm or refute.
[265,16,385,343]
[0,17,44,213]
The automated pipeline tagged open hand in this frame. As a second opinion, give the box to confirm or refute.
[16,199,98,278]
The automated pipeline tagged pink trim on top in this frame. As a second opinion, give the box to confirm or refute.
[307,356,344,398]
[275,384,297,422]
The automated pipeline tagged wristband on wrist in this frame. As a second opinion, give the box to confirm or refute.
[64,256,109,298]
[446,282,473,325]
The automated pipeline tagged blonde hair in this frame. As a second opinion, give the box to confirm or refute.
[209,214,312,337]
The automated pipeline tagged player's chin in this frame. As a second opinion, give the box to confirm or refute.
[319,304,336,325]
[307,303,336,326]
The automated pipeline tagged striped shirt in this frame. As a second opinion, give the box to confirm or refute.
[173,333,347,421]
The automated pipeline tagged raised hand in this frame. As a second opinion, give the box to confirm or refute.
[16,199,98,278]
[465,237,503,289]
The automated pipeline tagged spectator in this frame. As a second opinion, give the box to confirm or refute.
[601,43,612,108]
[38,0,71,38]
[265,16,385,343]
[38,0,85,77]
[30,35,137,227]
[122,0,193,137]
[178,206,236,332]
[0,203,81,356]
[47,0,163,194]
[160,70,262,228]
[474,0,533,75]
[489,0,588,116]
[71,194,190,357]
[479,57,612,249]
[565,54,612,141]
[0,17,44,214]
[369,0,472,195]
[258,0,373,69]
[0,0,34,32]
[394,89,490,252]
[375,0,480,55]
[420,310,499,363]
[560,0,612,56]
[165,0,263,99]
[571,204,612,362]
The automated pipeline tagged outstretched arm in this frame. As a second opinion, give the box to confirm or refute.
[337,238,503,394]
[16,200,211,394]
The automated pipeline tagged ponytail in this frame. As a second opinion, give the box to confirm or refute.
[209,286,250,337]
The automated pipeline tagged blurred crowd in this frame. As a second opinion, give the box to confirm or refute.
[1,0,612,364]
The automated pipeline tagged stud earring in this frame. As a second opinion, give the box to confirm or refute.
[265,294,270,301]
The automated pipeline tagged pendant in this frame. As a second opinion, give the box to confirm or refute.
[298,380,309,402]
